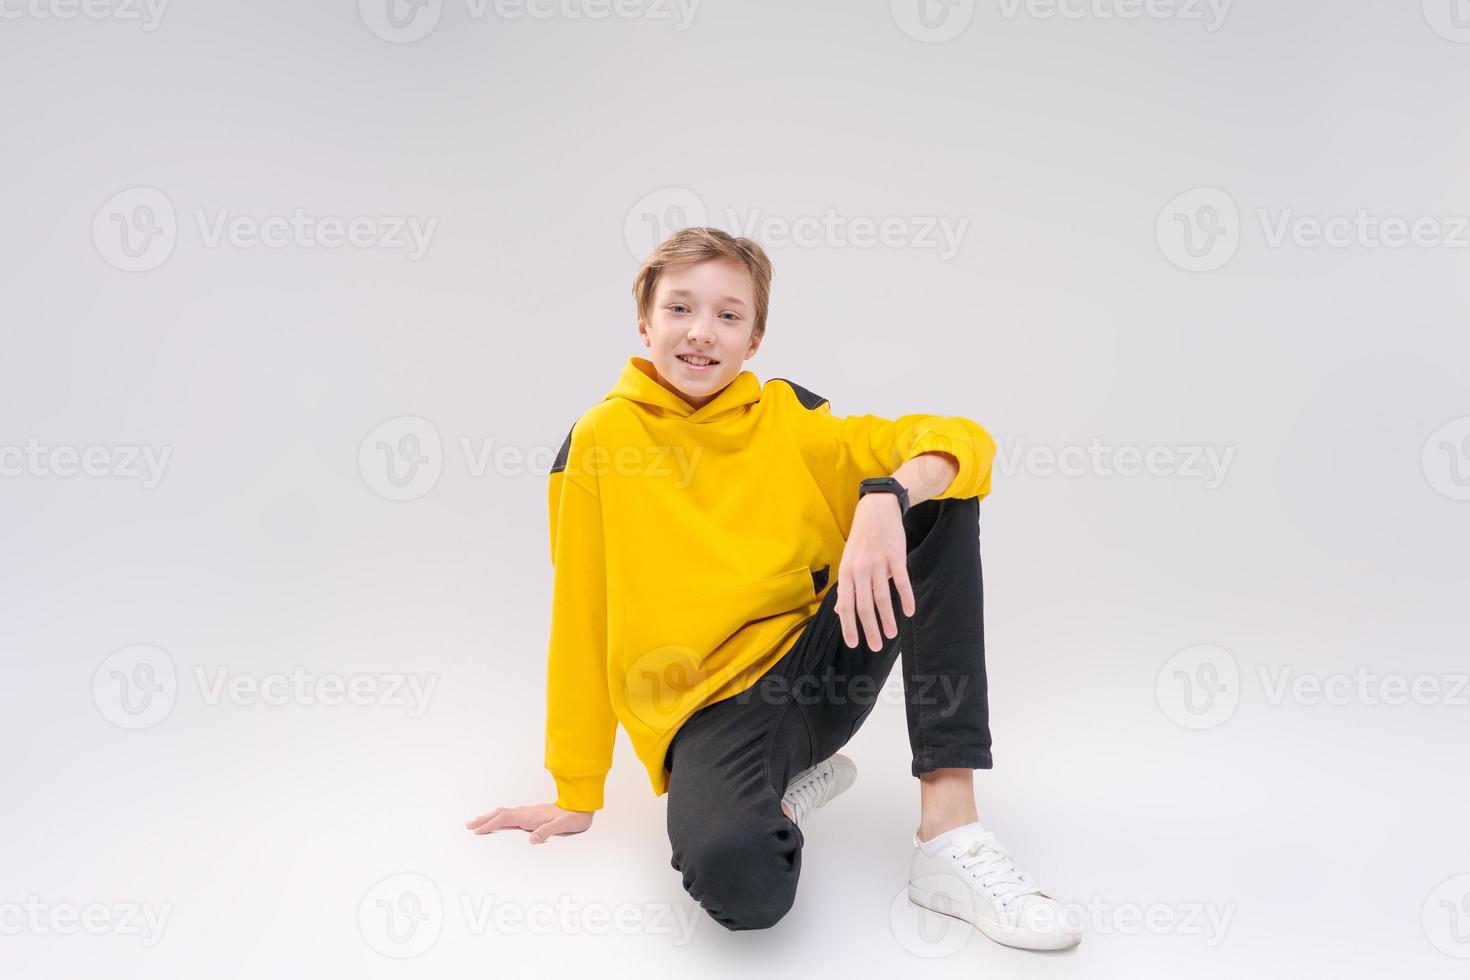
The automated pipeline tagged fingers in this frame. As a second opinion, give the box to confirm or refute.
[468,806,534,835]
[872,567,899,646]
[891,559,916,618]
[834,573,858,649]
[465,807,504,830]
[855,572,883,652]
[841,560,888,653]
[528,814,575,844]
[836,559,914,652]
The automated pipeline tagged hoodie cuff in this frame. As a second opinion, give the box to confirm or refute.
[909,429,976,499]
[551,769,608,812]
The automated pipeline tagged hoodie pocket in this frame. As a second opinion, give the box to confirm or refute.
[621,564,820,733]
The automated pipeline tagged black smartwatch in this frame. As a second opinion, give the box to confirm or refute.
[858,476,910,516]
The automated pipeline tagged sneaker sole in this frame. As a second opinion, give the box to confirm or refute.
[907,882,1081,951]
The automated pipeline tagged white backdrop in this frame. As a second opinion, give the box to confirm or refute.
[2,1,1468,977]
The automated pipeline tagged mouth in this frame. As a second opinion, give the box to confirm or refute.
[676,353,719,371]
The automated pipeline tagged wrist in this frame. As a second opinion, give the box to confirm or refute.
[858,475,910,516]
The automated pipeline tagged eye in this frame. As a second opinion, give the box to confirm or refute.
[669,304,689,314]
[720,312,740,321]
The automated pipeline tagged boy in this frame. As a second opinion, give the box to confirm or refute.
[466,227,1080,950]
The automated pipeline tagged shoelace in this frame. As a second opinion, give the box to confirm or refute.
[953,832,1041,905]
[782,764,834,827]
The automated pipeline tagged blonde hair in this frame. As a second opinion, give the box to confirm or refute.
[632,227,774,340]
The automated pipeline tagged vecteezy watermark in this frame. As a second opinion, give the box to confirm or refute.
[1256,209,1470,251]
[0,896,173,947]
[359,874,443,958]
[889,0,975,43]
[0,439,172,488]
[458,894,700,944]
[357,873,701,957]
[92,187,437,272]
[1423,874,1470,958]
[358,415,704,501]
[1156,187,1240,272]
[735,669,971,715]
[1156,644,1240,730]
[1157,644,1470,730]
[1423,416,1470,502]
[889,0,1230,43]
[624,187,970,261]
[994,436,1236,488]
[1257,666,1470,708]
[92,644,439,729]
[359,416,444,502]
[890,880,1232,957]
[358,0,699,43]
[0,0,169,30]
[1422,0,1470,43]
[1158,186,1470,272]
[994,0,1231,30]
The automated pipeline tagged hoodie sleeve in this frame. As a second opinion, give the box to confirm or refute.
[543,416,618,812]
[780,381,997,531]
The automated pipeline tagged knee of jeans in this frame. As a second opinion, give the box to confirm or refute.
[675,823,799,930]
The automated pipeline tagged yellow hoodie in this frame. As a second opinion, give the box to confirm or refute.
[544,355,997,811]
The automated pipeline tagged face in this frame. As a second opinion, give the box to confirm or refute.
[638,258,762,410]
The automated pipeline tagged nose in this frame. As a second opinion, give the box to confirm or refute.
[686,318,716,346]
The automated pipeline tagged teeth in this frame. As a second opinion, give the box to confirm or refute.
[680,355,714,366]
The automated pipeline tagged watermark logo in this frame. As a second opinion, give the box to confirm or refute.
[1258,666,1470,709]
[1158,645,1470,730]
[1156,644,1239,730]
[994,436,1235,488]
[625,187,712,259]
[1157,187,1239,272]
[360,0,699,42]
[624,187,971,260]
[1423,0,1470,43]
[92,645,438,728]
[358,873,443,958]
[890,874,978,957]
[93,644,178,730]
[1160,187,1470,270]
[359,0,444,42]
[893,880,1233,956]
[623,644,711,733]
[458,893,700,942]
[0,0,169,30]
[359,416,443,502]
[359,420,701,501]
[995,0,1231,30]
[1422,416,1470,501]
[0,439,172,488]
[1424,874,1470,957]
[93,187,177,273]
[193,666,437,717]
[0,897,173,946]
[93,187,437,271]
[1258,209,1470,250]
[890,0,976,43]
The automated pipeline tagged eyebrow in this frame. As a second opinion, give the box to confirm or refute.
[664,289,748,308]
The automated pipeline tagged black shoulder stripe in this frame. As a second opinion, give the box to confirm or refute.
[771,378,828,411]
[551,422,575,474]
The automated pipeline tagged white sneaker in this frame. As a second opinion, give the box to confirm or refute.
[780,754,857,829]
[907,821,1081,951]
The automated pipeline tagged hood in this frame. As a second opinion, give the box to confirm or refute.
[603,355,763,423]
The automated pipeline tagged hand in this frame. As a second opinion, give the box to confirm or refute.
[833,492,916,651]
[464,803,594,844]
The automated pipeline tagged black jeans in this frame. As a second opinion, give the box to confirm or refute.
[662,495,992,931]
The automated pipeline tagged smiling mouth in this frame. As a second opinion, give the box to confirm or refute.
[677,354,719,367]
